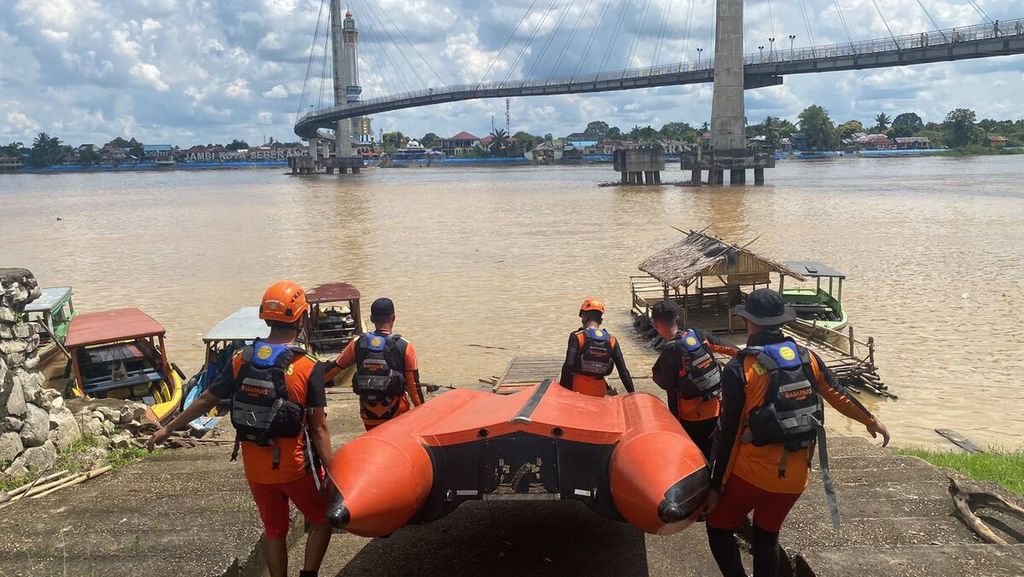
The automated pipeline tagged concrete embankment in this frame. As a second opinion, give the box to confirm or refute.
[1,390,1021,577]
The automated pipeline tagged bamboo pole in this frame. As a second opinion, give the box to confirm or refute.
[31,466,112,500]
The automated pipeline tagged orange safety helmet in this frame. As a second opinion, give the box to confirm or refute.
[259,281,309,324]
[579,297,605,314]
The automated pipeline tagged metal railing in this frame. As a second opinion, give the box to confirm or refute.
[297,18,1023,127]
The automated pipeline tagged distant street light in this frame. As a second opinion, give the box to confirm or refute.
[789,34,797,59]
[759,45,765,61]
[697,47,704,68]
[768,37,775,60]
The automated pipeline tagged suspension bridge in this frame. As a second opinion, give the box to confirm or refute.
[291,0,1024,181]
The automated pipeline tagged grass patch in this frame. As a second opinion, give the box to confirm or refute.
[0,435,159,493]
[898,448,1024,496]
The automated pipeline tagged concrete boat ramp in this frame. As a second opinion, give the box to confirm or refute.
[0,395,1021,577]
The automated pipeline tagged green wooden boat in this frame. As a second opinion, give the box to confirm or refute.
[24,286,76,379]
[779,261,848,331]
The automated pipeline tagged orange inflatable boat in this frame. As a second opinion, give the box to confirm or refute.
[327,379,709,537]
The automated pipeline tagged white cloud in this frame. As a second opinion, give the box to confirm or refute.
[129,62,169,91]
[262,84,289,99]
[0,0,1020,145]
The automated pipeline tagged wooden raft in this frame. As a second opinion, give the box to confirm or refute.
[491,355,638,395]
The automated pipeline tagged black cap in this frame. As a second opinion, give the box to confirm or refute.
[370,297,395,318]
[733,288,796,326]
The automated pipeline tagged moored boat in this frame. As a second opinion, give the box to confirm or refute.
[181,306,270,432]
[307,283,365,387]
[779,260,848,331]
[65,308,184,424]
[24,286,76,381]
[327,380,709,537]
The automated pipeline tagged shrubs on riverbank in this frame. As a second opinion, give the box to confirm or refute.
[898,448,1024,496]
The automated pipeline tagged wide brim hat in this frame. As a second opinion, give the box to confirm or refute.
[733,288,797,325]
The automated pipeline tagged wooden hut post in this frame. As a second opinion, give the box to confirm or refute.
[848,326,855,357]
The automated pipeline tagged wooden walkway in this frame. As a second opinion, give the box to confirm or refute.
[490,355,639,395]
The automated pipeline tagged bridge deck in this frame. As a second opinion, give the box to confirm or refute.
[296,19,1024,138]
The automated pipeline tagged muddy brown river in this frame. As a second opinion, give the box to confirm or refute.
[2,155,1022,448]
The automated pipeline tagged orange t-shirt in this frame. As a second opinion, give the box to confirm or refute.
[224,351,321,485]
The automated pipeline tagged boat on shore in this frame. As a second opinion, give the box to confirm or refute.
[327,380,709,537]
[24,286,76,381]
[779,260,848,332]
[306,282,365,387]
[64,308,184,424]
[180,306,270,433]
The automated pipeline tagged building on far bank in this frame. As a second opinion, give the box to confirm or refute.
[987,135,1009,149]
[565,133,599,149]
[857,133,896,150]
[894,137,932,149]
[441,131,481,156]
[0,157,23,171]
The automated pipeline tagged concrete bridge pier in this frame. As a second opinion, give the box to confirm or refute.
[614,148,666,186]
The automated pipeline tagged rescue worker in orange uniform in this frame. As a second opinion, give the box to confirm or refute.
[559,297,635,396]
[325,297,424,430]
[649,300,738,460]
[149,282,333,577]
[706,289,890,577]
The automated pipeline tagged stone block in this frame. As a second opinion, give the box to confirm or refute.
[19,403,49,448]
[4,381,26,417]
[3,440,56,479]
[48,406,82,452]
[0,431,23,465]
[1,417,23,432]
[80,417,104,437]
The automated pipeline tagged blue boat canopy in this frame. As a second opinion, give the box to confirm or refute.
[204,307,270,343]
[24,287,73,314]
[784,261,846,279]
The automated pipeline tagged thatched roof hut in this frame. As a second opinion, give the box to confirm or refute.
[639,230,805,289]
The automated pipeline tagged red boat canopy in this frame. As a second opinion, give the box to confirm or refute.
[66,308,166,349]
[306,283,361,304]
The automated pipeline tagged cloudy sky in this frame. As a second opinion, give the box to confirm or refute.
[1,0,1021,146]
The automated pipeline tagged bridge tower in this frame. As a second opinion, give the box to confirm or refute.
[683,0,774,186]
[317,1,363,173]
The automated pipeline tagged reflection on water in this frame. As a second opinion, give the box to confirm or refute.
[2,155,1023,448]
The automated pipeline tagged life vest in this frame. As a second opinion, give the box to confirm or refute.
[740,340,824,452]
[576,327,614,378]
[353,333,408,400]
[229,341,307,469]
[739,339,840,528]
[675,329,723,401]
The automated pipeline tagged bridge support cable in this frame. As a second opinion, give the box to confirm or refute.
[679,0,696,68]
[832,1,856,51]
[355,0,433,93]
[297,0,329,118]
[317,24,331,109]
[573,0,613,82]
[965,0,994,25]
[871,0,903,52]
[917,0,949,42]
[478,0,542,88]
[622,0,655,75]
[798,0,818,57]
[504,0,561,84]
[369,1,448,87]
[524,0,576,81]
[601,0,636,78]
[651,0,675,73]
[549,0,594,82]
[351,2,406,98]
